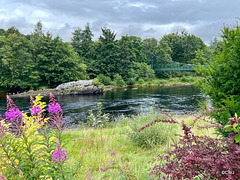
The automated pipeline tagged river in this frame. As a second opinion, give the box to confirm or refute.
[0,86,204,125]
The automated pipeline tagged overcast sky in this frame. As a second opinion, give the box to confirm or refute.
[0,0,239,44]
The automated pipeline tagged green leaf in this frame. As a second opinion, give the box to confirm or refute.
[235,134,240,143]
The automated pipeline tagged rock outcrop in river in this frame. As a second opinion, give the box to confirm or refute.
[55,79,103,95]
[9,79,104,97]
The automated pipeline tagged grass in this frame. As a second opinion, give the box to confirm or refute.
[62,111,218,179]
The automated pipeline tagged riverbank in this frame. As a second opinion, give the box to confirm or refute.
[7,76,199,98]
[62,112,217,179]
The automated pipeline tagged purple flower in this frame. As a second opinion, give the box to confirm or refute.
[100,168,105,172]
[48,103,62,115]
[52,148,67,164]
[30,106,43,116]
[110,159,113,163]
[5,108,23,122]
[111,151,116,156]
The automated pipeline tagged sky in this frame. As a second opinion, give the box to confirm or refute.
[0,0,239,44]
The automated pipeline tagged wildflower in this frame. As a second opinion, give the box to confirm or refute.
[48,102,62,115]
[48,92,62,115]
[100,168,105,172]
[110,159,113,163]
[30,106,43,116]
[5,108,23,122]
[52,148,67,164]
[122,166,124,169]
[111,151,116,156]
[229,117,238,125]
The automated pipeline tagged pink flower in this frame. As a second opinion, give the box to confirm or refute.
[52,148,67,164]
[111,151,116,156]
[100,168,105,172]
[30,106,43,116]
[5,108,22,122]
[48,103,62,115]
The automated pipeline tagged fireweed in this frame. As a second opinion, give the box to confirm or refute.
[0,93,68,179]
[140,110,240,179]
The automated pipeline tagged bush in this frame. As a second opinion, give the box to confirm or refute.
[141,111,240,179]
[180,76,188,82]
[126,77,136,85]
[196,23,240,136]
[113,74,125,87]
[137,78,145,85]
[87,102,110,128]
[97,74,112,85]
[128,110,177,148]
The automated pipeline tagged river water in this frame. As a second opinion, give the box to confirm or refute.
[0,86,203,125]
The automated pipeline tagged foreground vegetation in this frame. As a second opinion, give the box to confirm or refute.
[62,112,218,179]
[0,93,221,179]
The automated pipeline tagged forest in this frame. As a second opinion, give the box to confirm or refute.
[0,21,222,92]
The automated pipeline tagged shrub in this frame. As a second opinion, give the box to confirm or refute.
[113,74,125,87]
[196,23,240,136]
[140,111,240,179]
[126,77,136,85]
[97,74,112,85]
[180,75,188,82]
[128,111,177,148]
[87,102,110,128]
[137,78,145,85]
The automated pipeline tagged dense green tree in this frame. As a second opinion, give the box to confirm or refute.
[30,21,87,87]
[142,38,158,64]
[0,29,5,36]
[154,40,172,60]
[4,26,21,37]
[34,33,86,87]
[196,23,240,136]
[0,33,39,92]
[160,30,206,64]
[128,36,146,63]
[71,23,93,58]
[94,27,119,78]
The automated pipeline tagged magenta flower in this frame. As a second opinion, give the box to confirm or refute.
[52,148,67,164]
[30,106,43,116]
[48,103,62,115]
[111,151,116,156]
[100,168,105,172]
[5,108,23,122]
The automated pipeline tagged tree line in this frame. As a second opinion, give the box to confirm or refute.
[0,21,221,92]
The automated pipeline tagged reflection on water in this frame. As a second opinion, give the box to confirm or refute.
[0,86,203,125]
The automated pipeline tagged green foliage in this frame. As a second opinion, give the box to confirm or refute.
[128,111,177,148]
[0,33,39,92]
[71,23,93,58]
[142,38,158,64]
[196,22,240,136]
[87,103,110,128]
[0,22,87,92]
[160,30,206,64]
[113,74,125,87]
[97,74,112,85]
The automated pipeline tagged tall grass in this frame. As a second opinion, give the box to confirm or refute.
[62,111,217,179]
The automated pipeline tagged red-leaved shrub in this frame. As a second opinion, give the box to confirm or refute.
[139,111,240,180]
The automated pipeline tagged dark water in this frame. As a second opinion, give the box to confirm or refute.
[0,86,203,125]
